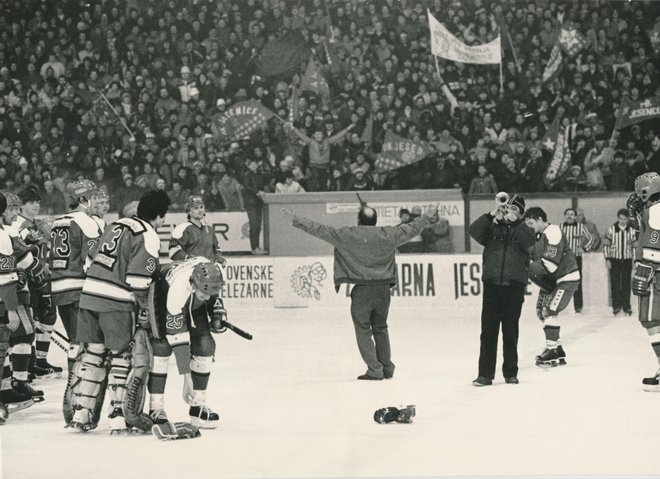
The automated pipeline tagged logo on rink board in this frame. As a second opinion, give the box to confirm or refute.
[291,262,327,300]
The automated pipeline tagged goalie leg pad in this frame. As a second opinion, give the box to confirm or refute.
[123,329,154,432]
[70,344,108,427]
[633,263,655,296]
[152,421,201,440]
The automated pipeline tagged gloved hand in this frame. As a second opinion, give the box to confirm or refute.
[210,298,227,334]
[137,308,151,330]
[42,293,52,313]
[16,270,28,290]
[627,192,644,218]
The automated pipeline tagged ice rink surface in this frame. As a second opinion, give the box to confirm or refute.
[2,301,660,479]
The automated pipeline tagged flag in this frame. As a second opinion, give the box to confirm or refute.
[616,96,660,130]
[558,27,588,57]
[256,31,311,77]
[375,131,430,172]
[300,58,330,98]
[542,43,562,83]
[541,119,572,187]
[82,96,120,126]
[214,100,275,142]
[360,112,373,144]
[428,10,501,64]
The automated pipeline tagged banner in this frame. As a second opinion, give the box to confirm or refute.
[256,31,311,77]
[375,130,431,172]
[97,211,253,254]
[541,119,572,186]
[428,10,501,65]
[558,27,588,57]
[616,96,660,130]
[542,43,562,83]
[300,58,330,98]
[325,200,464,226]
[214,99,274,142]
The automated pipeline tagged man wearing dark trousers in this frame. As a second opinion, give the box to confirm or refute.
[469,193,535,386]
[603,209,637,316]
[561,208,595,312]
[282,203,437,380]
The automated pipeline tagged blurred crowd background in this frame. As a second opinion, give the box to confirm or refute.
[0,0,659,215]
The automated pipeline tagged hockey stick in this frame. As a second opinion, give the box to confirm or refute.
[223,320,252,340]
[53,329,70,343]
[50,331,69,353]
[356,193,366,206]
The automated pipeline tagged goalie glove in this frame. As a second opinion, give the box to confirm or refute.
[627,192,645,218]
[152,421,201,440]
[373,405,416,424]
[632,262,655,296]
[210,298,227,334]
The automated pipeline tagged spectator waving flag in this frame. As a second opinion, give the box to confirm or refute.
[214,100,275,142]
[558,27,588,57]
[301,58,330,98]
[375,131,430,173]
[542,43,563,83]
[256,31,311,77]
[616,96,660,130]
[542,119,572,187]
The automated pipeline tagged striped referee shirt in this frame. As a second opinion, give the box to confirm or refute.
[561,222,594,256]
[603,223,637,260]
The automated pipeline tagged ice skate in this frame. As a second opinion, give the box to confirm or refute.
[189,405,219,429]
[0,387,42,414]
[149,408,169,426]
[33,359,63,380]
[12,379,45,399]
[557,345,567,366]
[535,348,559,368]
[642,369,660,392]
[70,408,99,432]
[108,407,130,434]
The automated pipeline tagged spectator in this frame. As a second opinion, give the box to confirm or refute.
[40,179,66,215]
[241,159,267,255]
[468,165,498,194]
[217,171,245,211]
[346,170,375,192]
[275,171,305,194]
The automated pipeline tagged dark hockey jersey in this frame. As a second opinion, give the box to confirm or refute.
[168,221,222,262]
[11,214,50,264]
[531,223,580,283]
[79,217,160,313]
[50,211,102,306]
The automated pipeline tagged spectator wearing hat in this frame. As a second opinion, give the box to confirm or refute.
[470,193,535,386]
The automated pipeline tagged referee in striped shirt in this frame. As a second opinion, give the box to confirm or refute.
[561,208,595,313]
[603,209,638,316]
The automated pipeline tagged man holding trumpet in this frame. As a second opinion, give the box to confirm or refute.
[469,192,535,386]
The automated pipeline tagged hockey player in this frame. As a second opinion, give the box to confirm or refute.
[12,188,61,379]
[169,195,226,265]
[50,180,103,373]
[524,207,580,367]
[626,172,660,391]
[69,190,169,432]
[0,192,49,403]
[147,258,227,429]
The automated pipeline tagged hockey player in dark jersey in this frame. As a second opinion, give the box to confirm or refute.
[626,172,660,391]
[12,188,60,379]
[147,258,227,428]
[0,192,49,405]
[168,195,226,265]
[524,207,580,367]
[68,190,169,433]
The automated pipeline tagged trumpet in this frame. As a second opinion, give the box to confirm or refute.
[495,191,509,207]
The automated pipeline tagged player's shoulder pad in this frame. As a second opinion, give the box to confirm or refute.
[92,215,105,231]
[648,203,660,230]
[0,228,13,255]
[70,211,102,238]
[115,217,148,234]
[544,224,562,245]
[171,222,192,240]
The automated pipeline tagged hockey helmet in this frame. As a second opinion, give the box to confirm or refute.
[634,172,660,202]
[2,192,22,208]
[185,195,204,212]
[67,179,98,202]
[191,262,224,295]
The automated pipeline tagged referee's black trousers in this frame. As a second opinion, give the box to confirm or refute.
[478,281,526,380]
[610,258,632,311]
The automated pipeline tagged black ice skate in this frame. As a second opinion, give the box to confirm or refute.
[12,379,44,398]
[535,348,559,368]
[149,408,169,426]
[0,387,43,413]
[642,370,660,392]
[33,359,63,380]
[189,405,219,429]
[557,345,567,366]
[373,405,416,424]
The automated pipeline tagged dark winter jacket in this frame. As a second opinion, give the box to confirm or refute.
[469,213,535,286]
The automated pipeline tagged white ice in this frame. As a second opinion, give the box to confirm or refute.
[2,301,660,479]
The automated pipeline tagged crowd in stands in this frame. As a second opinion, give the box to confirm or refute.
[0,0,659,214]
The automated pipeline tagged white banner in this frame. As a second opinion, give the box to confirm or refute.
[428,10,501,65]
[325,201,465,226]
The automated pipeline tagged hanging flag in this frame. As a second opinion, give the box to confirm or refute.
[616,96,660,130]
[542,119,572,187]
[375,130,430,172]
[558,27,588,57]
[214,99,275,142]
[428,10,501,65]
[300,58,330,98]
[542,43,563,83]
[256,31,311,77]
